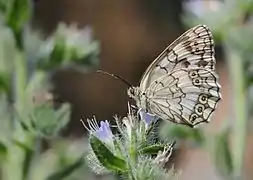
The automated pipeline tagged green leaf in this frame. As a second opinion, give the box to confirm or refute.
[46,156,84,180]
[12,139,34,179]
[90,135,127,172]
[37,23,99,72]
[0,0,7,14]
[22,142,34,180]
[47,36,66,69]
[0,24,16,73]
[0,141,7,161]
[13,139,31,151]
[213,130,233,178]
[0,71,10,93]
[139,144,165,155]
[159,123,205,145]
[29,103,71,138]
[6,0,31,49]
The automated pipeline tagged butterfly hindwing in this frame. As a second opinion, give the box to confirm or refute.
[145,68,221,127]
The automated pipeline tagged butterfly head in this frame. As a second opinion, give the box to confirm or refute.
[127,87,141,101]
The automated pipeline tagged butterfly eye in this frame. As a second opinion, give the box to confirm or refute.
[195,104,205,115]
[189,113,198,123]
[189,70,198,78]
[192,78,202,86]
[127,87,137,98]
[199,94,208,104]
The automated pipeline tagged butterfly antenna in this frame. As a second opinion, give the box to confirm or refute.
[97,70,132,88]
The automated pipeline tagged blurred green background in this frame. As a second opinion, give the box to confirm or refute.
[1,0,253,179]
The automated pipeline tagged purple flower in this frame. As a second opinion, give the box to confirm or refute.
[81,117,114,144]
[138,109,159,126]
[94,120,114,142]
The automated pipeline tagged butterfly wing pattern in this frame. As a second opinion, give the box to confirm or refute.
[128,24,221,128]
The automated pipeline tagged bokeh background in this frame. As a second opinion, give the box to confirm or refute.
[31,0,253,179]
[1,0,253,179]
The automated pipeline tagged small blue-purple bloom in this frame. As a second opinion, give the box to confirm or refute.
[94,120,114,142]
[81,118,114,144]
[138,109,159,126]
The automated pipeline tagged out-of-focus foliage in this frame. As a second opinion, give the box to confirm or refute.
[0,0,101,180]
[160,123,205,146]
[37,24,99,72]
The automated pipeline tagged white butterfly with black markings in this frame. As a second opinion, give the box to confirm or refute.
[127,24,221,128]
[98,24,221,128]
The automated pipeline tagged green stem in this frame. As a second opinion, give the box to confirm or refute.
[14,51,27,108]
[225,43,247,178]
[13,51,28,180]
[22,136,42,180]
[129,128,137,163]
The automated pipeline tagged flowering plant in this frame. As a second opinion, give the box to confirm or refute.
[82,103,178,180]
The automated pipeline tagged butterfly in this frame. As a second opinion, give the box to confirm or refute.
[127,24,221,128]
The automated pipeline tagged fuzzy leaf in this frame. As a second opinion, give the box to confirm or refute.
[46,156,84,180]
[90,135,127,172]
[37,24,99,72]
[29,103,70,138]
[139,144,165,155]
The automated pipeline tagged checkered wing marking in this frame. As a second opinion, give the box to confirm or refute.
[140,24,215,92]
[144,68,221,127]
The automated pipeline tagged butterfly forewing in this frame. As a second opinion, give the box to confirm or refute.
[134,24,221,127]
[140,24,215,91]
